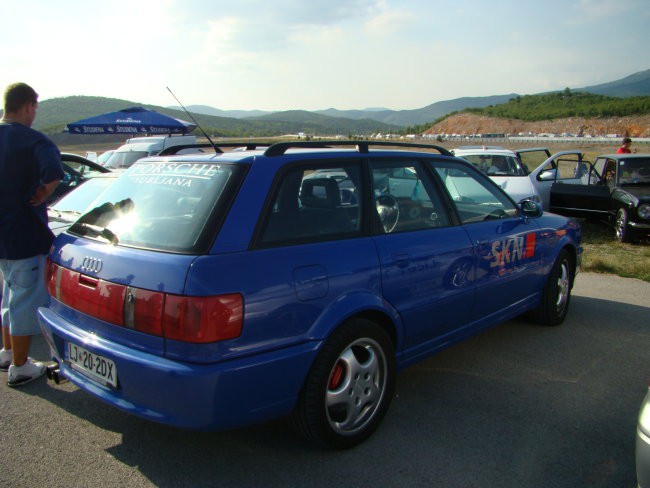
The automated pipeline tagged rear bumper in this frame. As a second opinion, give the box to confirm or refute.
[38,306,320,430]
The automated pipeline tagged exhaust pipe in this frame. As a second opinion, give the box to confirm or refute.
[45,362,68,384]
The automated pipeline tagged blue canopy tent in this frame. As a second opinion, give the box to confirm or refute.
[66,107,196,135]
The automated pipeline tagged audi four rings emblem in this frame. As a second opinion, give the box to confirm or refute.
[81,256,103,273]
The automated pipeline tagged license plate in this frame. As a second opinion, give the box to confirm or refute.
[67,342,118,388]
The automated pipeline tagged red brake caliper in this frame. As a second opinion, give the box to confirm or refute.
[328,361,345,390]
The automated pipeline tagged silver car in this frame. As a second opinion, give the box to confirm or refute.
[638,385,650,487]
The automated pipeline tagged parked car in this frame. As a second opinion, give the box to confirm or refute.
[48,172,120,236]
[38,141,582,448]
[52,153,111,204]
[638,381,650,487]
[526,151,650,242]
[97,150,115,166]
[550,154,650,242]
[452,146,541,204]
[103,135,197,169]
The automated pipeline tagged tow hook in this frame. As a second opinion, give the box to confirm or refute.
[45,361,68,384]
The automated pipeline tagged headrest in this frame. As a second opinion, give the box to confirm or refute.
[300,178,341,208]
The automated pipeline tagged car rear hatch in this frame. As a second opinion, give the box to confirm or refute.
[45,156,247,357]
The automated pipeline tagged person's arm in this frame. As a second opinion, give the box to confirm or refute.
[29,179,60,206]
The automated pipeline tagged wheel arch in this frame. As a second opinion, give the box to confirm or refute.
[306,292,402,357]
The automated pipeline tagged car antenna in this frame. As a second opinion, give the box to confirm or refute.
[166,86,218,153]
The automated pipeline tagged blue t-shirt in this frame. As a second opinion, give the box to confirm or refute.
[0,121,64,259]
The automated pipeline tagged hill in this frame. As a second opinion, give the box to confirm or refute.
[169,70,650,128]
[31,96,400,138]
[169,104,270,119]
[424,112,650,138]
[576,69,650,97]
[463,90,650,121]
[316,94,519,127]
[245,110,393,134]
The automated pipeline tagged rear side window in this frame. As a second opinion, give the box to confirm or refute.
[259,164,362,245]
[69,160,243,252]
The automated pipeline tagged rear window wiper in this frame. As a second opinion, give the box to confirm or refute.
[69,222,119,245]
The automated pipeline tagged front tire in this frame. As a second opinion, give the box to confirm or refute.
[292,318,396,449]
[615,208,630,243]
[532,249,573,326]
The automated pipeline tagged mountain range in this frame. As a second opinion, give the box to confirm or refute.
[25,68,650,139]
[173,69,650,127]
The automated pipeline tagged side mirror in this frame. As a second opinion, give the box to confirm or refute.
[520,199,543,218]
[538,170,556,181]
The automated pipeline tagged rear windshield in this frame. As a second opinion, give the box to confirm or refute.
[68,159,243,253]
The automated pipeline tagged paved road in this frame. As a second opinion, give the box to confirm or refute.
[1,272,648,488]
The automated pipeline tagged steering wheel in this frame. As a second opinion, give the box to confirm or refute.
[376,195,400,233]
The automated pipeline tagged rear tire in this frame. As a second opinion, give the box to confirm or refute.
[291,318,396,449]
[532,249,573,326]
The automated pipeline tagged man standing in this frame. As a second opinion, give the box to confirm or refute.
[616,137,634,154]
[0,82,64,386]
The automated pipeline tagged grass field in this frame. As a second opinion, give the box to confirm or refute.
[579,219,650,282]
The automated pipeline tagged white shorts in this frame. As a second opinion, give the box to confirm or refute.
[0,255,49,336]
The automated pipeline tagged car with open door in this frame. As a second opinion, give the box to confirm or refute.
[549,153,650,242]
[521,149,589,212]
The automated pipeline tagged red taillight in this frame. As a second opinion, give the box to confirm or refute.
[163,294,243,343]
[47,262,242,343]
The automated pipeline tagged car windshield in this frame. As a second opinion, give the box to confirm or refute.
[458,154,527,176]
[618,158,650,185]
[104,150,150,169]
[97,151,114,165]
[68,160,243,253]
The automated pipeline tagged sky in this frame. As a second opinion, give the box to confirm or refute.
[1,0,649,112]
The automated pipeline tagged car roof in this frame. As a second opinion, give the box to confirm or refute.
[596,153,650,159]
[148,140,456,165]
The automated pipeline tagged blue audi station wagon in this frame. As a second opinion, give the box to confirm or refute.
[38,141,582,448]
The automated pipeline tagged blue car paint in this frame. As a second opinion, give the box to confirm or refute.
[37,146,582,432]
[40,306,320,429]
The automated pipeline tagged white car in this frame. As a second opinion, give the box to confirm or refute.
[452,146,541,204]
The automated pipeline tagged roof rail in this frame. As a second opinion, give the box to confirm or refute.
[158,143,270,156]
[263,140,453,157]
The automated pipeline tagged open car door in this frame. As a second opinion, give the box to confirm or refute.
[549,167,610,218]
[526,150,588,211]
[549,157,612,219]
[516,147,551,175]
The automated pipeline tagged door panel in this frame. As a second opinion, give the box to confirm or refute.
[550,182,611,218]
